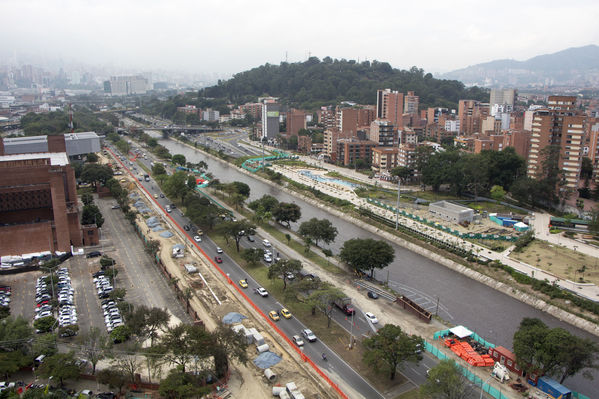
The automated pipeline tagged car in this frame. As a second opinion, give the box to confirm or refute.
[239,279,248,288]
[255,287,268,297]
[280,308,292,319]
[111,204,120,209]
[184,225,190,231]
[367,291,379,299]
[86,251,102,258]
[262,239,271,247]
[153,194,158,199]
[268,310,280,321]
[301,329,317,342]
[160,194,165,198]
[292,335,304,346]
[247,235,255,242]
[214,256,223,264]
[365,312,378,324]
[263,255,272,263]
[165,205,171,213]
[216,247,223,254]
[194,235,202,242]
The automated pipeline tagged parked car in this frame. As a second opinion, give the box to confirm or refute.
[262,239,271,247]
[86,251,102,258]
[365,312,379,324]
[367,291,379,299]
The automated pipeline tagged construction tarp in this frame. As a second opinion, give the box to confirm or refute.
[450,325,473,338]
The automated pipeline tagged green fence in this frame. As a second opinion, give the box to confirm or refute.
[366,198,517,242]
[433,329,495,349]
[241,150,295,172]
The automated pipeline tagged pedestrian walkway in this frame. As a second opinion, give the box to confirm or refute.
[270,164,599,303]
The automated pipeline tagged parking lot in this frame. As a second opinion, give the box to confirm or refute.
[0,194,190,337]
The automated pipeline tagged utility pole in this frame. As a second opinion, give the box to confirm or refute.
[395,178,401,229]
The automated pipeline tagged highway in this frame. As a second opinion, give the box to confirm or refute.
[106,145,385,399]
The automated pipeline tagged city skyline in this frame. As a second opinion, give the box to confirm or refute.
[2,0,599,78]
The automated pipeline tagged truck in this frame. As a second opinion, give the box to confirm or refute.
[333,297,355,315]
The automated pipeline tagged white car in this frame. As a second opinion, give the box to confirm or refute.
[216,247,223,253]
[262,239,271,247]
[255,287,268,297]
[292,335,304,346]
[301,329,317,342]
[365,312,379,324]
[194,235,202,242]
[263,255,272,263]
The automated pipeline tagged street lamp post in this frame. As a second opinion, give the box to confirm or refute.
[395,178,401,229]
[480,375,493,399]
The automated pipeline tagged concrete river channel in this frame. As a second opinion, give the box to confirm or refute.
[157,137,598,397]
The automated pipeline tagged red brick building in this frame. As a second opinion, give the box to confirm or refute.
[0,136,83,256]
[286,109,307,136]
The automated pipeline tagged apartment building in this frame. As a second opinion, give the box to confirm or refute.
[371,147,399,173]
[458,100,489,135]
[336,138,377,166]
[369,119,398,147]
[404,91,419,115]
[286,109,307,136]
[526,96,585,192]
[377,89,404,129]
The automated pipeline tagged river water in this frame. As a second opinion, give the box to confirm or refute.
[159,137,598,396]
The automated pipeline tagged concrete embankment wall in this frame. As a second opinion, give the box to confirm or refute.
[175,139,599,338]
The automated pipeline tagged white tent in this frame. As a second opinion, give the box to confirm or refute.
[450,325,473,338]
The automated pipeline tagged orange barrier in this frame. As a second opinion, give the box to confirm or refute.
[444,338,494,367]
[105,147,350,399]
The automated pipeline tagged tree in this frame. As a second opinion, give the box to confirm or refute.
[490,185,506,203]
[164,171,189,201]
[127,306,170,346]
[363,324,423,380]
[77,327,108,375]
[241,248,263,267]
[391,166,413,183]
[172,154,186,166]
[339,238,395,277]
[212,325,249,378]
[248,195,279,213]
[81,164,113,187]
[230,193,246,210]
[81,193,94,206]
[81,204,104,227]
[272,202,301,228]
[86,153,99,163]
[152,162,166,176]
[159,366,210,399]
[420,359,471,399]
[37,352,81,386]
[461,154,488,200]
[267,259,302,290]
[97,368,128,395]
[231,181,251,198]
[298,218,338,247]
[186,175,197,190]
[33,316,56,334]
[306,286,346,328]
[216,220,256,252]
[110,325,131,343]
[160,324,211,373]
[513,317,599,383]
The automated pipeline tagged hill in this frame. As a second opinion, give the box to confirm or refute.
[440,45,599,87]
[203,57,488,109]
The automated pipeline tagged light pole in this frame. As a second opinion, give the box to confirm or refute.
[395,178,401,229]
[480,375,493,399]
[349,311,354,349]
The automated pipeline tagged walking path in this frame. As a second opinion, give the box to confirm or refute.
[270,164,599,303]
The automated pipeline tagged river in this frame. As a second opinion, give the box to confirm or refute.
[159,137,598,396]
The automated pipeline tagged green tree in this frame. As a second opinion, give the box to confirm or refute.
[306,286,346,328]
[267,259,302,290]
[420,359,471,399]
[159,366,210,399]
[80,192,94,206]
[490,185,506,203]
[298,218,338,247]
[159,324,212,373]
[212,325,249,378]
[152,162,167,176]
[231,181,251,198]
[272,202,301,228]
[363,324,423,380]
[126,306,170,346]
[248,195,279,213]
[81,204,104,227]
[37,352,81,386]
[33,316,56,334]
[77,327,109,375]
[171,154,186,166]
[339,238,395,277]
[241,248,263,267]
[110,325,131,344]
[86,153,99,163]
[186,175,197,190]
[97,368,128,395]
[216,220,256,252]
[81,164,113,187]
[164,171,190,201]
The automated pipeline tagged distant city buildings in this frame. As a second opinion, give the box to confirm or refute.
[261,98,280,140]
[103,75,149,96]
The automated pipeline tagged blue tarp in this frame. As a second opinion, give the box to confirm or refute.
[222,312,247,324]
[253,351,282,369]
[146,217,160,228]
[159,231,173,238]
[151,226,164,232]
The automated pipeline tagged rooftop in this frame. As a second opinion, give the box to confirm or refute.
[0,152,69,166]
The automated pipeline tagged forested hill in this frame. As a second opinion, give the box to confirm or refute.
[203,57,489,109]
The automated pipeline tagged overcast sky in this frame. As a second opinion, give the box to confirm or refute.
[2,0,598,76]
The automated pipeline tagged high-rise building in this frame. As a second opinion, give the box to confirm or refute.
[369,120,398,147]
[286,109,306,136]
[458,100,488,135]
[526,96,585,192]
[404,91,419,115]
[104,75,149,96]
[261,98,280,140]
[490,88,516,108]
[377,89,404,129]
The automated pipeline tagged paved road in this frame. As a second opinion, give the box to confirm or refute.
[107,145,385,399]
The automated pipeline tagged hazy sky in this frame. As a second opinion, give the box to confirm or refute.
[2,0,599,76]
